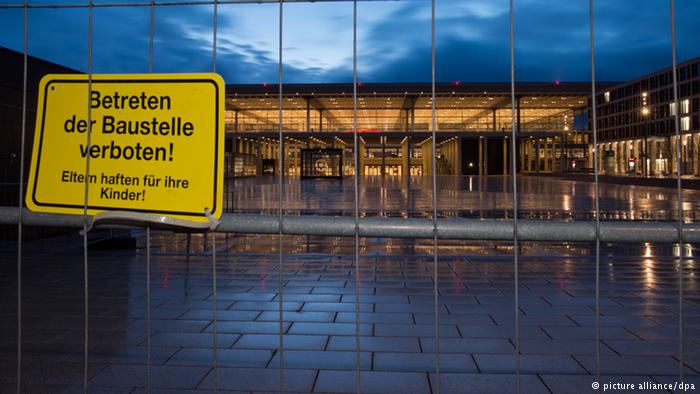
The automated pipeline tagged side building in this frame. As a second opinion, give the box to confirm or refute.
[593,56,699,177]
[1,47,76,239]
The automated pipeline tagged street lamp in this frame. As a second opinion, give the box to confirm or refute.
[641,91,650,177]
[641,107,650,177]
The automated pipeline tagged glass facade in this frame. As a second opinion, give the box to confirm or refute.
[224,83,591,177]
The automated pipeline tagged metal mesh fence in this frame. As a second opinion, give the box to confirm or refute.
[0,0,692,393]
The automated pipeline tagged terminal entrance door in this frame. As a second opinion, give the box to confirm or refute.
[461,138,479,175]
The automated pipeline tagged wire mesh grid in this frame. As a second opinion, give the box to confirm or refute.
[2,0,690,393]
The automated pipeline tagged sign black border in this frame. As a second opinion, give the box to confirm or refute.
[31,77,221,218]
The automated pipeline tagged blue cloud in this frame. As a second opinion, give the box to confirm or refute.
[0,0,698,84]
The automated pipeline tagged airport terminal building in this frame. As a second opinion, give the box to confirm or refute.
[224,82,594,178]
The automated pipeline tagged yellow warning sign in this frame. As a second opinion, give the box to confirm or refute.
[26,73,225,222]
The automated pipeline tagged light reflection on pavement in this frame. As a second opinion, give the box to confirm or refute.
[224,176,700,221]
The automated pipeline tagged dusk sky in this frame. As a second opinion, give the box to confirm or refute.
[1,0,699,84]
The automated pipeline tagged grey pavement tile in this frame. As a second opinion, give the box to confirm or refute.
[374,323,460,338]
[544,296,619,306]
[206,321,291,334]
[340,295,409,303]
[603,339,698,356]
[301,302,373,312]
[457,325,548,339]
[274,293,341,302]
[413,312,494,325]
[518,339,616,356]
[46,315,130,331]
[490,313,577,326]
[473,354,588,374]
[166,348,273,367]
[372,289,432,297]
[178,310,262,321]
[146,332,241,348]
[89,364,209,389]
[211,292,276,301]
[441,304,512,314]
[680,353,700,373]
[609,299,677,308]
[571,315,664,327]
[521,305,595,315]
[429,373,550,394]
[130,389,248,393]
[3,361,109,386]
[0,327,63,345]
[419,338,514,354]
[254,286,313,294]
[335,312,413,324]
[50,329,148,346]
[626,326,686,340]
[128,319,212,333]
[0,343,74,362]
[374,352,477,373]
[374,303,447,313]
[291,280,346,288]
[598,305,672,316]
[314,370,430,393]
[288,322,372,336]
[150,290,213,300]
[5,384,133,394]
[234,334,327,350]
[268,350,371,370]
[327,336,420,353]
[542,326,640,340]
[230,301,303,311]
[575,355,693,376]
[99,307,189,320]
[158,300,234,310]
[66,345,178,365]
[256,311,335,322]
[197,367,316,392]
[411,295,478,304]
[312,287,375,295]
[475,296,550,306]
[652,315,700,326]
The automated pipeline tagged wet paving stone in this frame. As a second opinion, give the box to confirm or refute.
[146,332,241,348]
[256,310,335,322]
[89,364,210,389]
[327,336,421,353]
[430,373,550,394]
[197,367,316,392]
[373,352,477,373]
[2,176,700,392]
[419,338,514,354]
[268,350,372,370]
[234,334,328,350]
[314,370,430,393]
[166,348,274,368]
[574,355,696,376]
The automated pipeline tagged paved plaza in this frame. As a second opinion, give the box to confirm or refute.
[225,176,700,220]
[1,176,699,393]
